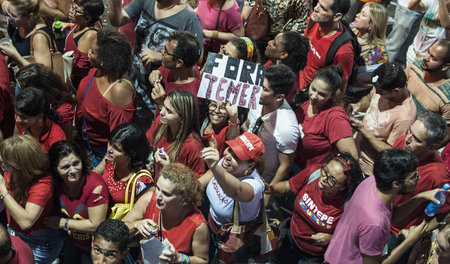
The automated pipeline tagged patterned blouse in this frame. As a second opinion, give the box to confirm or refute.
[245,0,313,36]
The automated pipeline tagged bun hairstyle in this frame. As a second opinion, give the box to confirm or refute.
[313,65,343,94]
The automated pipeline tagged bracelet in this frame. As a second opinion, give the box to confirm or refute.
[63,218,70,231]
[0,192,9,200]
[180,253,190,264]
[211,30,219,39]
[228,119,240,128]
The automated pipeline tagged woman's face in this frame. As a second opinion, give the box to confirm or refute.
[15,109,41,131]
[221,147,253,176]
[308,79,333,110]
[155,176,183,211]
[208,101,228,126]
[106,141,129,165]
[69,2,86,24]
[354,5,371,32]
[0,155,15,173]
[220,42,240,58]
[160,97,182,128]
[6,3,30,28]
[57,153,83,184]
[317,160,347,196]
[88,39,101,68]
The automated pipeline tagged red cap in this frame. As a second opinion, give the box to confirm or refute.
[225,132,265,161]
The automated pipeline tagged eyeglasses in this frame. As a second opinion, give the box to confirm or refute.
[209,103,227,114]
[6,7,21,21]
[399,171,420,183]
[321,164,345,187]
[70,3,85,16]
[251,117,264,135]
[161,47,177,58]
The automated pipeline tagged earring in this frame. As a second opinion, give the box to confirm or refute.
[244,169,249,175]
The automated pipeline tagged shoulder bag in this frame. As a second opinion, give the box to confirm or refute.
[109,169,153,220]
[244,0,270,42]
[28,29,65,80]
[217,198,280,263]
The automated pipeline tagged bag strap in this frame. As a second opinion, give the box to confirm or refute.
[215,0,226,30]
[230,199,242,234]
[124,170,153,207]
[82,74,96,149]
[30,29,57,55]
[307,168,321,185]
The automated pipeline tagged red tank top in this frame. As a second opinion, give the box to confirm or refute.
[143,194,205,255]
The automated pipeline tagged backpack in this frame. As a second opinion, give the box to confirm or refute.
[306,19,361,85]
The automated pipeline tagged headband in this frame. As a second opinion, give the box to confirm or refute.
[241,37,254,59]
[332,154,352,187]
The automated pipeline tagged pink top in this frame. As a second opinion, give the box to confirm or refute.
[196,0,242,52]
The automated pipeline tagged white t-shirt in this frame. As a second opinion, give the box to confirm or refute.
[247,100,300,182]
[206,159,265,226]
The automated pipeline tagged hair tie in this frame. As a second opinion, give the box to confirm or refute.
[372,75,379,83]
[334,154,352,186]
[241,37,254,59]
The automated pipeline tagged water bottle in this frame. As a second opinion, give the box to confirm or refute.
[424,183,450,217]
[53,15,65,40]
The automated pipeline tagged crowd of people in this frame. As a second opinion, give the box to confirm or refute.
[0,0,449,263]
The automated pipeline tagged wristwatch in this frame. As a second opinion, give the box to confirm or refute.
[63,218,70,231]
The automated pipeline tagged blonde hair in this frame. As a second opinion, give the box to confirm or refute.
[0,135,48,204]
[160,163,202,207]
[153,91,200,162]
[366,3,387,47]
[9,0,40,16]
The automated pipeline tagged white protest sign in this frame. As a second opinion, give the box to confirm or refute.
[198,53,265,110]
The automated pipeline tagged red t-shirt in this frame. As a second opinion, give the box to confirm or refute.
[391,135,450,235]
[264,60,300,104]
[17,118,66,153]
[9,235,34,264]
[65,25,93,90]
[5,174,55,235]
[299,16,354,91]
[289,167,346,256]
[146,116,206,180]
[295,101,353,169]
[0,54,14,139]
[155,66,203,117]
[76,68,136,147]
[143,193,206,255]
[102,161,154,204]
[57,172,109,252]
[18,118,66,153]
[201,122,229,157]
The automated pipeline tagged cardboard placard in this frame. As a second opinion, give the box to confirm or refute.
[198,53,265,109]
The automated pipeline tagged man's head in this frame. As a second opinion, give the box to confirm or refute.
[264,31,309,73]
[372,62,407,101]
[373,149,418,195]
[259,65,295,106]
[311,0,350,24]
[0,225,12,264]
[405,112,446,160]
[91,219,129,264]
[422,40,450,73]
[161,31,201,69]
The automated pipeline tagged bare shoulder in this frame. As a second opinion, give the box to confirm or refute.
[109,79,134,107]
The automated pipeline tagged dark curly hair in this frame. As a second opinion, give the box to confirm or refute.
[93,219,129,252]
[110,123,150,172]
[280,31,309,73]
[74,0,104,26]
[96,29,132,79]
[16,63,76,107]
[48,141,91,184]
[313,65,344,95]
[264,64,296,96]
[169,31,201,67]
[15,87,59,123]
[373,149,418,192]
